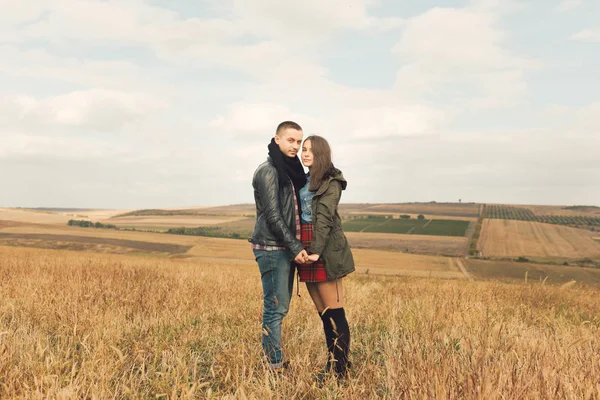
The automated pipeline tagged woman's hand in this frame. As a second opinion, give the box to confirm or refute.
[306,254,320,263]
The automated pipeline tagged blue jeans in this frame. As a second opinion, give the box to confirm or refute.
[253,249,295,368]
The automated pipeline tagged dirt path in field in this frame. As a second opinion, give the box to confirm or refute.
[407,219,431,234]
[454,258,473,281]
[360,219,390,232]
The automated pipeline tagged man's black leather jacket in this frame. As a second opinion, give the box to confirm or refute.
[249,157,304,257]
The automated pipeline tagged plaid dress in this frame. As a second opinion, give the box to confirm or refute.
[297,224,328,282]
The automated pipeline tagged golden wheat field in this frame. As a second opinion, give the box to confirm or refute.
[1,245,599,399]
[0,208,247,231]
[103,215,247,229]
[0,221,467,277]
[0,208,130,226]
[0,223,203,246]
[522,205,600,217]
[0,208,72,225]
[345,232,468,257]
[352,248,465,279]
[466,258,600,286]
[478,219,600,259]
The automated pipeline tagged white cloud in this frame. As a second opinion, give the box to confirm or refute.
[9,0,240,49]
[0,0,399,80]
[543,101,600,132]
[336,105,448,139]
[555,0,584,12]
[571,29,600,42]
[231,0,403,42]
[0,132,126,158]
[210,103,318,137]
[393,6,538,108]
[0,0,248,75]
[0,1,598,207]
[12,89,167,131]
[468,0,527,14]
[568,102,600,131]
[0,45,182,103]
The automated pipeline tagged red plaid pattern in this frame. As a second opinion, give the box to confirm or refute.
[250,181,301,251]
[297,223,327,282]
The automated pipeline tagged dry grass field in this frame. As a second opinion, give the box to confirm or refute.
[0,222,464,279]
[111,202,483,219]
[522,204,600,216]
[0,208,72,225]
[478,219,600,259]
[103,215,247,229]
[0,232,192,256]
[1,245,599,398]
[0,208,130,225]
[0,223,201,245]
[72,209,131,220]
[0,206,478,258]
[345,232,468,257]
[466,258,600,286]
[0,208,248,232]
[0,222,253,262]
[351,248,465,279]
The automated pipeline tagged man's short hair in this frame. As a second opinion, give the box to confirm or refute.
[276,121,302,136]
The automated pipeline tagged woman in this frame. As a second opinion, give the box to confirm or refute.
[297,135,355,380]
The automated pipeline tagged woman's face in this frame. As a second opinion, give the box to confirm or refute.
[301,139,313,168]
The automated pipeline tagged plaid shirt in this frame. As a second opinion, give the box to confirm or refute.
[251,181,301,251]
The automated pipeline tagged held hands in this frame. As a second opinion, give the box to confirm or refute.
[294,249,320,264]
[306,254,319,263]
[294,249,308,264]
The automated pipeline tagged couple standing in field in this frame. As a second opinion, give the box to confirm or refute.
[249,121,355,381]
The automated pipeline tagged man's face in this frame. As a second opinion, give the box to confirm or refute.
[275,128,303,158]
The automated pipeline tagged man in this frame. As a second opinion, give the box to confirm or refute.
[250,120,309,372]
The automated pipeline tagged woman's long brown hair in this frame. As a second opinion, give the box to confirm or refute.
[304,135,334,192]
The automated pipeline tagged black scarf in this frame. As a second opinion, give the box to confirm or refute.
[267,138,307,192]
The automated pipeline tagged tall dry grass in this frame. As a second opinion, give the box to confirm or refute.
[1,245,599,399]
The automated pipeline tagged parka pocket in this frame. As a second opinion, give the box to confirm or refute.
[329,228,347,251]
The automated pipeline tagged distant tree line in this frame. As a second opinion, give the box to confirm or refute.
[67,220,117,229]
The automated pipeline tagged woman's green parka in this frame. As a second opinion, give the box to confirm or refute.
[307,167,355,280]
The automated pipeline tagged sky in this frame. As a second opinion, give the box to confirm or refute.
[1,0,599,209]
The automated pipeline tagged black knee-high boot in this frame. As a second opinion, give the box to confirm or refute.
[326,308,351,377]
[319,310,335,370]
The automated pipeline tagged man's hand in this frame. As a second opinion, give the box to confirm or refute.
[294,249,308,264]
